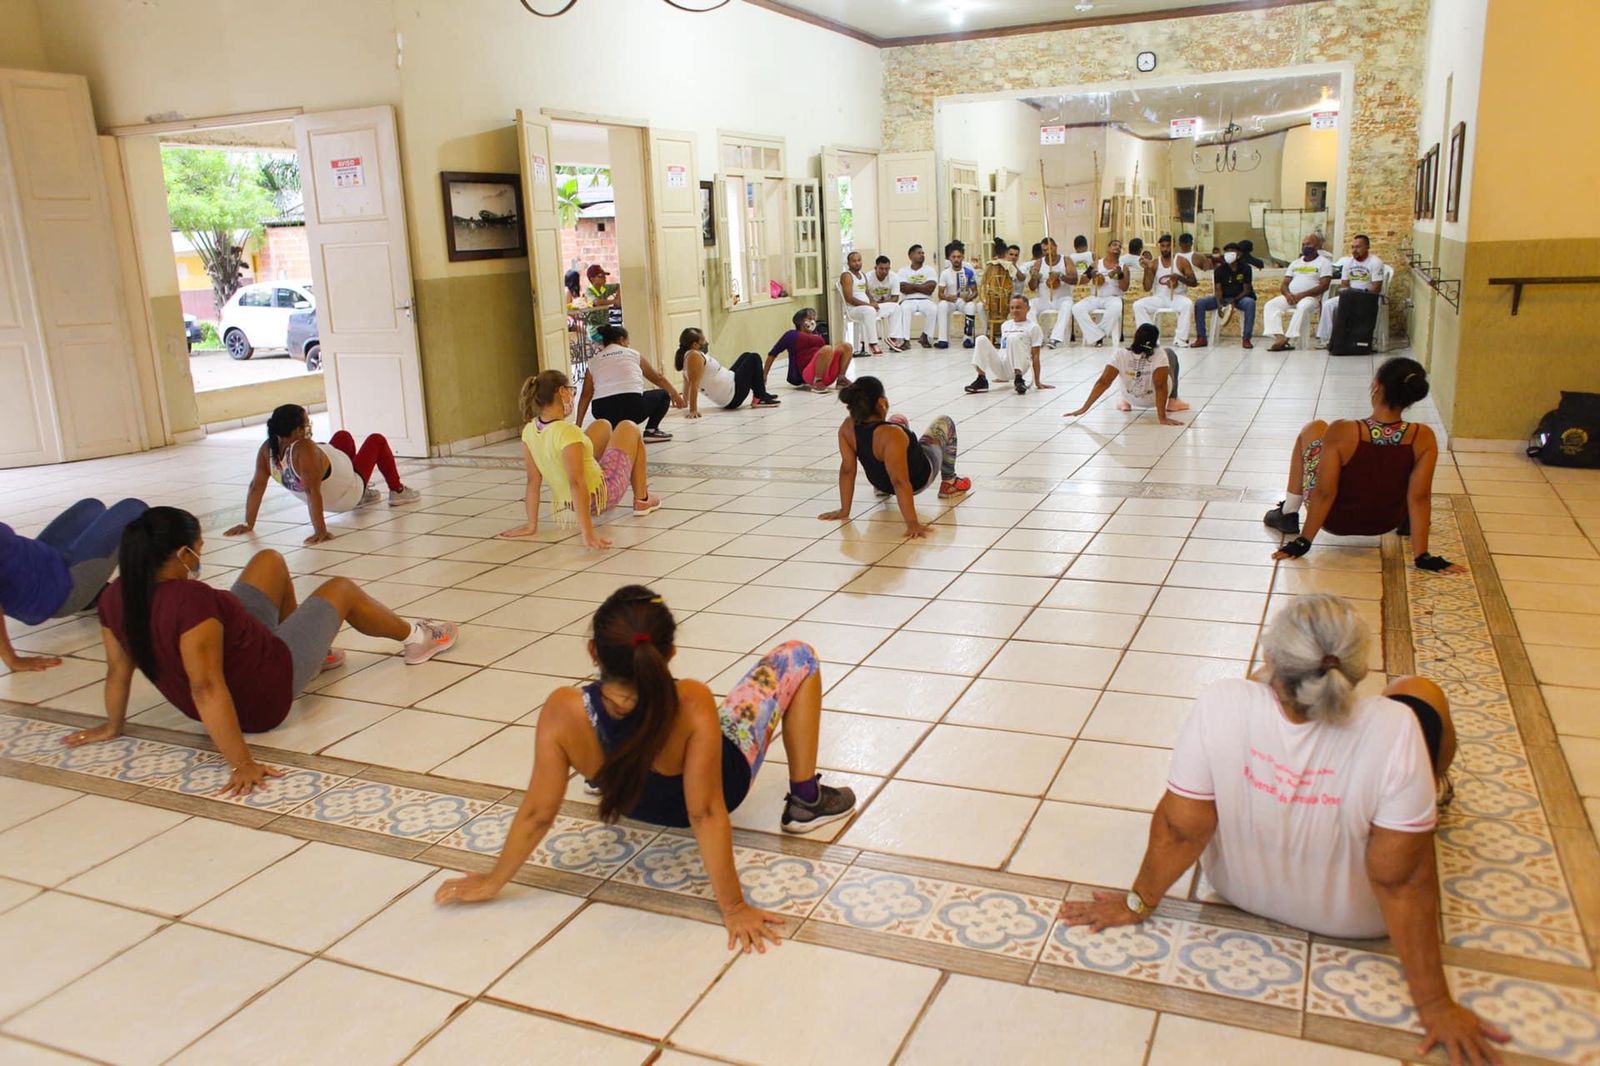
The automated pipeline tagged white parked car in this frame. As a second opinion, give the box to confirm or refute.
[218,280,314,360]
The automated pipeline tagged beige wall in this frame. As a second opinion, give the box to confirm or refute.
[0,0,45,69]
[1278,125,1338,224]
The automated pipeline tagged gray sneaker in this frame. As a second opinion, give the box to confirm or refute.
[781,776,857,834]
[389,486,422,506]
[359,485,382,507]
[402,620,458,665]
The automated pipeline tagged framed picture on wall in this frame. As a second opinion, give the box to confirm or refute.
[699,180,716,246]
[1414,145,1440,221]
[1445,122,1466,222]
[440,172,525,262]
[1099,198,1112,229]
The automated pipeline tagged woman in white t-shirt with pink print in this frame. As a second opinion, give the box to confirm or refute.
[1061,595,1507,1066]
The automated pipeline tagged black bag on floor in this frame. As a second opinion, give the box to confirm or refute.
[1528,392,1600,468]
[1328,288,1381,356]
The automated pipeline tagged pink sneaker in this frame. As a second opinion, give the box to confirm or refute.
[320,649,347,674]
[632,495,663,517]
[403,621,458,665]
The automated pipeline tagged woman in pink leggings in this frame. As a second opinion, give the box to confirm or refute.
[225,403,422,545]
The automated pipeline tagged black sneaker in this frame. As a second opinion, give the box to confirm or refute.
[1014,374,1029,395]
[964,374,990,394]
[782,776,857,834]
[1263,502,1300,534]
[643,428,673,442]
[1436,772,1455,809]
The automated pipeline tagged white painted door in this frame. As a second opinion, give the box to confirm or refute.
[0,69,145,466]
[946,158,980,257]
[295,106,428,456]
[645,128,706,370]
[821,146,844,336]
[516,110,567,376]
[1020,171,1044,243]
[878,151,935,269]
[993,168,1020,241]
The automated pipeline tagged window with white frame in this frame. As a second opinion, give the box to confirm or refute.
[714,133,820,310]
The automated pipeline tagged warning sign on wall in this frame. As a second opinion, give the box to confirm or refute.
[1168,117,1199,139]
[1039,124,1066,145]
[1311,110,1339,131]
[666,164,687,189]
[330,156,365,188]
[530,153,548,184]
[894,175,919,195]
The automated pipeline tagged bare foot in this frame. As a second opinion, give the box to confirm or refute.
[1168,399,1192,411]
[1116,400,1132,412]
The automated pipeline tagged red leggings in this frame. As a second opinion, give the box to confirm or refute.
[328,430,403,491]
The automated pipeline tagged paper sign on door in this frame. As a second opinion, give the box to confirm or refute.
[666,164,687,189]
[330,156,365,188]
[1040,124,1066,145]
[894,175,919,194]
[1169,117,1199,139]
[531,153,548,184]
[1311,110,1339,131]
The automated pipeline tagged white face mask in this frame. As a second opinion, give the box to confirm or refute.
[180,546,202,579]
[1224,251,1238,264]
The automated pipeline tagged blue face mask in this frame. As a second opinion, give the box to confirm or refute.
[1302,246,1317,259]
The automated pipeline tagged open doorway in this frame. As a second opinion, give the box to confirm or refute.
[158,122,325,426]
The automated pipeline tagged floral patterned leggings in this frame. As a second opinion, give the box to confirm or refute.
[718,640,819,776]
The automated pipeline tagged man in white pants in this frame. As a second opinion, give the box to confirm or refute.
[839,251,884,355]
[1317,234,1385,344]
[863,256,902,351]
[894,245,939,349]
[965,295,1052,395]
[1263,234,1333,350]
[935,246,979,349]
[1028,237,1078,349]
[1073,239,1130,347]
[1133,234,1197,345]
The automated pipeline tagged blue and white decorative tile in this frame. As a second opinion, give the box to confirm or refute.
[531,815,655,877]
[1306,945,1418,1029]
[287,780,488,842]
[1444,916,1591,969]
[151,755,347,812]
[1437,817,1557,868]
[0,720,87,761]
[732,848,845,918]
[1041,914,1180,983]
[811,868,942,937]
[1440,862,1580,931]
[922,881,1055,960]
[439,804,515,855]
[1450,773,1546,825]
[1169,922,1307,1009]
[612,835,707,895]
[1453,739,1530,778]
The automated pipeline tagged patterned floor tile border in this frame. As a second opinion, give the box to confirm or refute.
[3,494,1599,1062]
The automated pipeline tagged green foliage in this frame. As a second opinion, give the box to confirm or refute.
[554,165,610,229]
[163,147,278,312]
[256,155,302,219]
[196,321,222,349]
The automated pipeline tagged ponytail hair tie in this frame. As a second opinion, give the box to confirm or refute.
[631,633,652,647]
[1320,654,1340,671]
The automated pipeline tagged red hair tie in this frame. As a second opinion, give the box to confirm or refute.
[631,633,651,646]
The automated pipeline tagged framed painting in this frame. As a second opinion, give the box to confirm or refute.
[440,171,525,262]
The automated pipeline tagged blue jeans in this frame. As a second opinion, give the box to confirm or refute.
[1194,295,1255,341]
[37,498,148,569]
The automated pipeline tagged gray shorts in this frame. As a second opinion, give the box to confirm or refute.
[231,581,343,696]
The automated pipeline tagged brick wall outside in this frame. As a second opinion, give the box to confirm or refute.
[880,0,1427,330]
[561,220,620,280]
[257,224,310,282]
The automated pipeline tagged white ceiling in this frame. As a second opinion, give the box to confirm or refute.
[768,0,1230,40]
[1021,72,1341,139]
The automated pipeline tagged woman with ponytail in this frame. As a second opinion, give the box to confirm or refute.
[224,404,421,545]
[502,370,661,550]
[65,506,458,796]
[675,327,779,415]
[436,584,856,954]
[1062,595,1502,1065]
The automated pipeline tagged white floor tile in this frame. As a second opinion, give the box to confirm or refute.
[410,1002,651,1065]
[0,796,186,887]
[0,892,165,1018]
[1146,1014,1397,1065]
[1047,740,1172,810]
[841,780,1038,868]
[1008,801,1152,886]
[943,678,1098,737]
[899,724,1071,795]
[0,778,79,834]
[901,973,1154,1066]
[61,819,301,917]
[322,708,500,771]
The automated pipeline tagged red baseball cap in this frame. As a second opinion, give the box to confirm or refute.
[586,264,608,279]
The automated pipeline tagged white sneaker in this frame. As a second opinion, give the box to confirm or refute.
[403,620,458,665]
[389,486,422,506]
[359,486,382,506]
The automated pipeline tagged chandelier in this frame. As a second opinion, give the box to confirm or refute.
[519,0,731,13]
[1191,122,1262,174]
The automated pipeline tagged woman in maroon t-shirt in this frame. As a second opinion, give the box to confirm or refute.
[65,507,459,796]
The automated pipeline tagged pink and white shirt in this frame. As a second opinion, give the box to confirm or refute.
[1167,678,1437,938]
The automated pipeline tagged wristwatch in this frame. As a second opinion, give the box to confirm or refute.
[1125,889,1152,917]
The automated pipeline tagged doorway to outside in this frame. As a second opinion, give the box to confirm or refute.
[160,121,324,425]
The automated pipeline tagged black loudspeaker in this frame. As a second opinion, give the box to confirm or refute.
[1328,288,1381,356]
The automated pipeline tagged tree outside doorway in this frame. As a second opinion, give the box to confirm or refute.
[162,147,299,315]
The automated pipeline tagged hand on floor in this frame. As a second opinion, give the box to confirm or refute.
[1417,1001,1510,1066]
[4,653,63,672]
[434,872,503,905]
[723,902,784,954]
[62,723,121,746]
[1058,889,1145,932]
[223,524,252,537]
[303,530,335,545]
[220,761,283,797]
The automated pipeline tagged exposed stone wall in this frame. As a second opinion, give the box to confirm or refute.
[881,0,1428,329]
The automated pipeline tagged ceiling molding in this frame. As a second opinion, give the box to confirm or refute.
[741,0,1326,50]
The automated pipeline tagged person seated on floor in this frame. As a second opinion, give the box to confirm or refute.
[435,584,857,952]
[64,506,456,796]
[1060,595,1501,1066]
[1062,323,1190,426]
[576,324,684,443]
[1,498,148,673]
[1192,242,1256,349]
[966,295,1052,395]
[818,376,971,539]
[1262,233,1333,351]
[764,307,853,393]
[675,327,779,416]
[225,404,421,547]
[503,370,662,550]
[1264,357,1463,574]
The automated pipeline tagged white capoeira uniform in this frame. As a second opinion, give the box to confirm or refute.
[1028,256,1074,346]
[1073,261,1126,346]
[841,269,883,347]
[862,269,901,340]
[973,317,1042,381]
[936,264,979,344]
[893,261,940,340]
[1264,255,1334,338]
[1133,256,1195,344]
[1317,254,1386,342]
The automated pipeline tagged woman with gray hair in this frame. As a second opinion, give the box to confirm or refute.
[1061,595,1501,1066]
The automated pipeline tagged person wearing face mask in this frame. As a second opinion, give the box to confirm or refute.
[1062,323,1190,426]
[65,506,457,796]
[1262,233,1334,351]
[765,307,854,392]
[1317,234,1386,346]
[675,328,779,414]
[1192,242,1257,348]
[0,499,149,674]
[505,370,662,550]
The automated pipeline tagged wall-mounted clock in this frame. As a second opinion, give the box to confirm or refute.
[1136,51,1157,73]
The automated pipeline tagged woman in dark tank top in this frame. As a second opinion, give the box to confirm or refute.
[1264,357,1464,574]
[817,376,972,539]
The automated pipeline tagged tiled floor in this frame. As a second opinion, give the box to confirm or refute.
[1,338,1598,1064]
